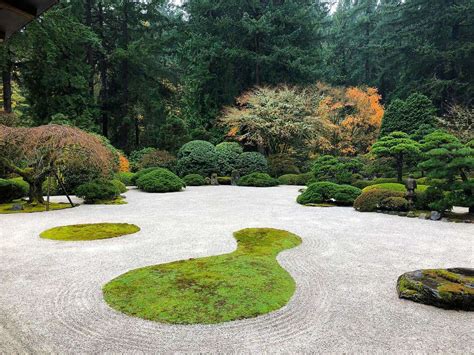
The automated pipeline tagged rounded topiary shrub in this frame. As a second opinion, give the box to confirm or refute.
[297,182,361,206]
[216,142,243,176]
[380,196,408,212]
[183,174,207,186]
[278,173,313,186]
[237,173,279,187]
[136,168,185,193]
[0,178,27,203]
[75,180,121,204]
[353,189,406,212]
[131,167,159,185]
[176,140,218,177]
[235,152,268,176]
[362,183,428,193]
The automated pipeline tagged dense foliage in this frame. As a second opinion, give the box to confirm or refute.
[176,140,218,177]
[215,142,243,176]
[136,168,185,193]
[237,173,279,188]
[312,155,362,185]
[182,174,207,186]
[0,178,27,203]
[75,180,121,204]
[353,189,406,212]
[235,152,268,176]
[297,182,361,206]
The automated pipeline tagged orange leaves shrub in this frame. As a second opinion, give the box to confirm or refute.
[119,155,130,172]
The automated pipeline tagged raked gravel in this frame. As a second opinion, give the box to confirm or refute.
[0,186,473,353]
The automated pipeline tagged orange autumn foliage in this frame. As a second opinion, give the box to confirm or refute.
[315,84,384,155]
[119,154,130,172]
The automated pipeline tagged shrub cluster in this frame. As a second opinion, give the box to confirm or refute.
[111,179,127,193]
[183,174,207,186]
[75,180,121,204]
[297,182,361,206]
[237,173,279,187]
[235,152,268,176]
[353,189,406,212]
[137,149,177,171]
[0,178,27,203]
[217,176,232,185]
[362,183,428,193]
[278,173,313,185]
[131,167,159,185]
[215,142,243,176]
[176,140,218,177]
[136,168,185,193]
[312,155,363,185]
[267,154,300,177]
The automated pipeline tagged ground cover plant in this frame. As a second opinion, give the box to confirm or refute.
[103,228,301,324]
[297,182,361,206]
[237,172,279,187]
[0,201,72,214]
[40,223,140,241]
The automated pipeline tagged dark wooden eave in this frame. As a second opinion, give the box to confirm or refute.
[0,0,58,41]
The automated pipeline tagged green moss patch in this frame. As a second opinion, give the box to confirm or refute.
[103,228,302,324]
[40,223,140,241]
[0,201,73,214]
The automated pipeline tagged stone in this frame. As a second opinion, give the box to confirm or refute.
[397,268,474,311]
[210,173,219,186]
[10,203,24,211]
[430,211,442,221]
[204,177,211,185]
[231,170,240,186]
[406,211,416,218]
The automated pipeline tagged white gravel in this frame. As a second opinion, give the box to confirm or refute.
[0,186,473,353]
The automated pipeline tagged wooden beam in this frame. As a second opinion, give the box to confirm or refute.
[0,1,37,20]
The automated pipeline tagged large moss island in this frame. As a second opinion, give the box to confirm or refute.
[103,228,302,324]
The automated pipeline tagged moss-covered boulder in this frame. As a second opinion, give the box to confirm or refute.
[397,268,474,311]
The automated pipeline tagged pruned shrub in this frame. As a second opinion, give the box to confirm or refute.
[380,196,408,212]
[131,167,159,185]
[278,173,313,186]
[115,172,135,186]
[312,155,363,185]
[183,174,207,186]
[217,176,232,185]
[75,180,121,204]
[176,140,218,177]
[136,168,185,193]
[363,183,428,193]
[297,182,361,206]
[111,179,127,193]
[353,189,406,212]
[237,173,279,187]
[0,178,27,203]
[215,142,243,176]
[235,152,267,176]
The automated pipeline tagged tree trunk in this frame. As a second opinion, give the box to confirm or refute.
[396,153,403,182]
[85,0,95,97]
[2,58,12,113]
[98,1,109,137]
[24,176,46,205]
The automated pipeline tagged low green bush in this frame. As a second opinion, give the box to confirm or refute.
[237,173,279,187]
[353,189,406,212]
[215,142,243,176]
[183,174,207,186]
[9,177,29,195]
[75,180,121,204]
[131,167,159,185]
[116,172,135,186]
[380,196,408,212]
[0,178,27,203]
[217,176,232,185]
[176,140,218,177]
[136,168,185,193]
[363,183,428,193]
[278,173,313,185]
[297,182,361,206]
[111,179,127,193]
[235,152,268,176]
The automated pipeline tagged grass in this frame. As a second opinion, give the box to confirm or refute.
[103,228,302,324]
[0,200,73,214]
[40,223,140,241]
[92,196,127,205]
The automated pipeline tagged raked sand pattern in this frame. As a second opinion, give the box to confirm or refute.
[0,186,473,353]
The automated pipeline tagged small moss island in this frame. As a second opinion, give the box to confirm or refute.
[40,223,140,241]
[103,228,302,324]
[397,268,474,311]
[0,201,73,214]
